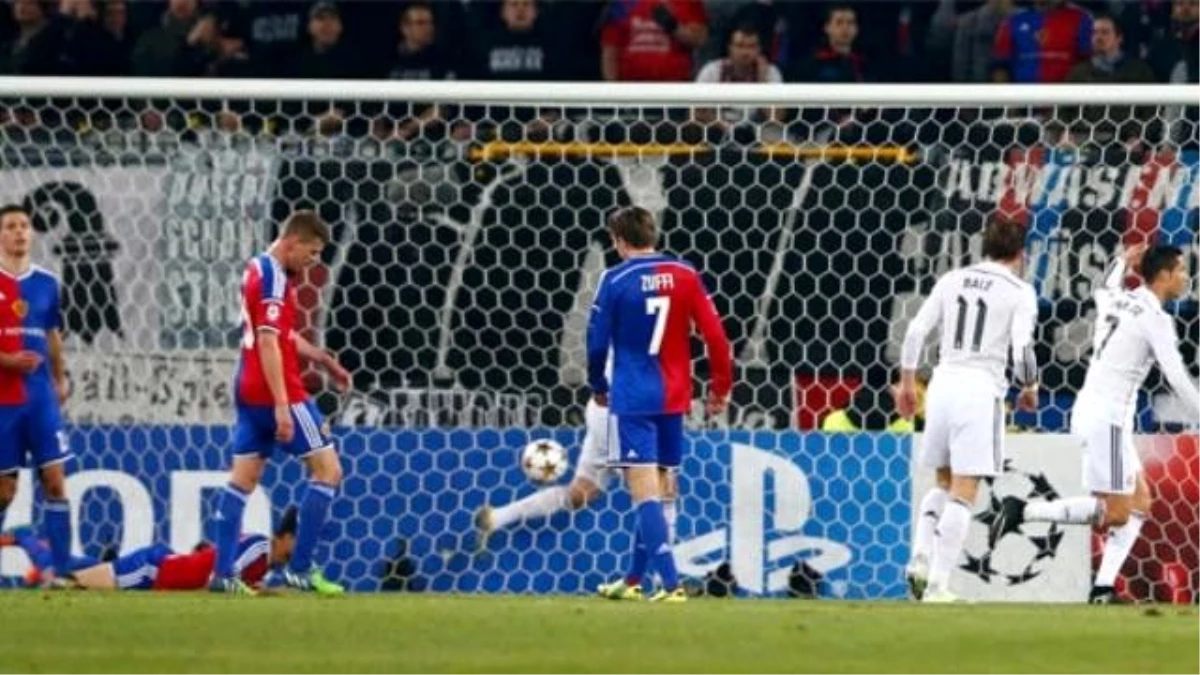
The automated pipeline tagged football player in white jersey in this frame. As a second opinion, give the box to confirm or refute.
[474,400,683,551]
[898,219,1041,603]
[992,243,1199,604]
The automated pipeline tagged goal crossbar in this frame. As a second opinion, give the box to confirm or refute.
[1,77,1196,107]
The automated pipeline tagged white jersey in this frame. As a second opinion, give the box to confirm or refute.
[901,261,1039,394]
[1075,259,1200,426]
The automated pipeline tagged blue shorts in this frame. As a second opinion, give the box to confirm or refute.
[233,400,333,459]
[606,413,683,469]
[0,402,70,474]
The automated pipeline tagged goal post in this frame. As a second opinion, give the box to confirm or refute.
[0,78,1195,601]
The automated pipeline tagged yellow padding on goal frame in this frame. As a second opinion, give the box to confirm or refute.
[469,142,917,164]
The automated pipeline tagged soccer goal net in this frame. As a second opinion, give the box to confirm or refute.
[0,79,1195,601]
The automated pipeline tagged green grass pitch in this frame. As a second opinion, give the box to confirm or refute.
[0,592,1195,673]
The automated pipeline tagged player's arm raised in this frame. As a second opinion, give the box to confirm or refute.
[1011,287,1040,412]
[1146,314,1200,422]
[586,274,614,406]
[691,274,732,416]
[898,277,946,419]
[292,333,351,392]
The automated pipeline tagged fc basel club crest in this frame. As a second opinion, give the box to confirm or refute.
[962,459,1065,586]
[12,299,27,319]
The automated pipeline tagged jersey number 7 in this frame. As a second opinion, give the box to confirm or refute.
[646,297,671,355]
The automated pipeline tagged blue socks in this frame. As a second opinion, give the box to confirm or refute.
[289,481,336,574]
[635,499,679,591]
[625,529,649,586]
[214,483,249,578]
[112,543,172,589]
[43,499,71,576]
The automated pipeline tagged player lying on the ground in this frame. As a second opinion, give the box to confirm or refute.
[1,507,297,591]
[586,206,733,603]
[900,218,1040,603]
[991,244,1200,604]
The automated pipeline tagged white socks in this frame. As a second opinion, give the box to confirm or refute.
[663,499,678,544]
[912,487,948,565]
[1024,497,1101,525]
[1095,511,1145,588]
[928,498,972,592]
[491,486,570,530]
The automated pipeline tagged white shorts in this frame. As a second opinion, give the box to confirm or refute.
[1072,415,1140,495]
[920,375,1006,477]
[575,399,614,489]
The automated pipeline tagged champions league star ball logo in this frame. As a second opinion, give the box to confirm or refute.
[961,459,1065,586]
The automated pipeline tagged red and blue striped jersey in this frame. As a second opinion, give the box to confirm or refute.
[587,253,732,415]
[0,265,61,406]
[992,3,1092,83]
[234,533,271,586]
[235,253,307,406]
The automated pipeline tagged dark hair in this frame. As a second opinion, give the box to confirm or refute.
[0,204,28,222]
[275,506,299,538]
[1141,245,1184,285]
[824,3,855,24]
[982,218,1026,261]
[607,206,657,249]
[282,209,331,244]
[401,1,434,22]
[729,23,761,41]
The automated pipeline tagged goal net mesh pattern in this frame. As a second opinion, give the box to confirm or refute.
[0,90,1194,600]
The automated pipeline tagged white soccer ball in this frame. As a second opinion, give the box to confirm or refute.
[521,439,569,484]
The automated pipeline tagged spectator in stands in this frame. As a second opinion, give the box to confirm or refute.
[175,9,254,78]
[101,0,132,73]
[387,2,458,141]
[694,24,782,140]
[1149,0,1199,83]
[44,0,120,75]
[928,0,1014,82]
[387,2,454,80]
[470,0,559,80]
[131,0,200,77]
[600,0,708,81]
[1065,13,1156,144]
[238,0,309,74]
[992,0,1092,83]
[1,0,56,75]
[791,4,868,82]
[288,2,360,79]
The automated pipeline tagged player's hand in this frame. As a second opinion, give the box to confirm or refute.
[324,353,352,392]
[1,350,43,373]
[1124,242,1148,273]
[274,404,295,443]
[896,382,918,420]
[1016,386,1039,413]
[592,392,608,407]
[705,391,728,417]
[54,377,69,405]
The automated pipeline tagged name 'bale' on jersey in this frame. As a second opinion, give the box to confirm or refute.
[586,253,732,416]
[235,253,307,406]
[901,260,1039,393]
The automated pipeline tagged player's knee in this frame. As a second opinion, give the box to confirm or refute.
[312,451,343,486]
[567,481,598,509]
[1102,498,1131,527]
[39,472,67,500]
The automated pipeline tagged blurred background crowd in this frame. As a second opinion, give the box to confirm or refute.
[0,0,1195,85]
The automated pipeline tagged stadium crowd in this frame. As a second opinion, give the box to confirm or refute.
[0,0,1195,85]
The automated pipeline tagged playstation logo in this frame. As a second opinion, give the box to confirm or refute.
[674,443,852,594]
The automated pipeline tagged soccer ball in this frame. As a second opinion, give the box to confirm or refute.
[521,439,569,484]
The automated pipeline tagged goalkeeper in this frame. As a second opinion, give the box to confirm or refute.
[2,507,297,591]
